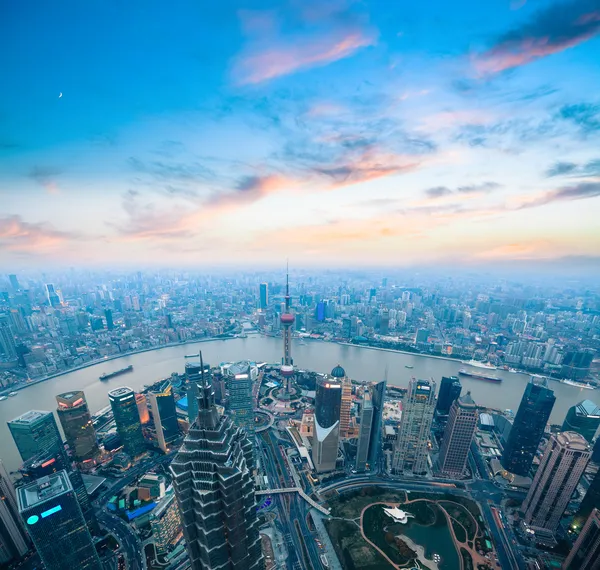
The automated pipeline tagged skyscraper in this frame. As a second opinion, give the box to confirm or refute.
[563,508,600,570]
[259,283,268,310]
[501,377,556,477]
[150,486,182,555]
[356,392,374,472]
[392,378,436,475]
[312,375,343,473]
[0,460,29,565]
[280,268,295,395]
[226,366,255,435]
[18,470,102,570]
[572,469,600,531]
[108,387,146,457]
[8,274,20,291]
[0,316,17,360]
[561,349,595,380]
[562,400,600,443]
[185,358,211,424]
[170,366,263,570]
[368,378,387,470]
[438,393,478,477]
[523,432,590,534]
[56,391,99,462]
[333,365,352,438]
[148,380,180,453]
[104,308,114,330]
[436,376,462,416]
[45,283,61,307]
[8,410,63,462]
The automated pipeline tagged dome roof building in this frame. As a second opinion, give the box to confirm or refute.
[331,365,346,378]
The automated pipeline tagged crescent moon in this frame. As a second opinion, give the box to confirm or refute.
[59,93,63,98]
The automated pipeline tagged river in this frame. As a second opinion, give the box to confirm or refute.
[0,336,595,473]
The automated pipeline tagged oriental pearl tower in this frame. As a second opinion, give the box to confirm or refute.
[280,266,295,398]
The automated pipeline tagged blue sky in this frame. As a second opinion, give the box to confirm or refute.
[1,0,599,269]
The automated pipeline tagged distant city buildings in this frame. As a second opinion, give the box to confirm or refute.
[56,391,99,462]
[393,378,436,475]
[501,377,556,477]
[108,386,146,457]
[312,371,343,473]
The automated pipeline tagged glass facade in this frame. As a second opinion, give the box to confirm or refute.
[368,379,386,469]
[562,400,600,443]
[185,361,211,424]
[56,391,99,462]
[8,410,63,463]
[436,376,462,416]
[227,371,254,435]
[148,381,180,453]
[108,387,145,457]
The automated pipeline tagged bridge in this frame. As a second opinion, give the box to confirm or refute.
[254,408,274,433]
[256,487,330,515]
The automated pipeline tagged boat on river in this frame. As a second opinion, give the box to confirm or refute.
[463,359,497,370]
[458,369,502,383]
[561,379,595,390]
[99,365,133,381]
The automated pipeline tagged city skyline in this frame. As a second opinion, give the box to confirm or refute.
[2,0,600,268]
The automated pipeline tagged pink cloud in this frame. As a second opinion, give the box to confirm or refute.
[0,215,74,252]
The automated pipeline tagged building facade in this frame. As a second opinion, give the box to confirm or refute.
[523,432,590,534]
[147,380,180,453]
[108,387,146,458]
[438,393,478,477]
[333,365,352,438]
[150,486,182,554]
[0,460,29,565]
[226,366,255,435]
[562,400,600,443]
[56,391,99,462]
[185,359,211,424]
[563,508,600,570]
[18,470,102,570]
[393,378,437,475]
[355,392,374,472]
[312,374,343,473]
[259,283,268,310]
[0,317,17,360]
[8,410,63,463]
[280,270,295,395]
[170,372,263,570]
[436,376,462,416]
[501,377,556,477]
[368,379,386,470]
[572,468,600,531]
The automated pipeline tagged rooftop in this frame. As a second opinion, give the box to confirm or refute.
[557,431,590,451]
[9,410,51,425]
[17,470,72,509]
[574,399,600,418]
[108,386,135,400]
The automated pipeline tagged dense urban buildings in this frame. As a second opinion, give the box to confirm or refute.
[562,400,600,443]
[312,371,343,473]
[355,391,374,472]
[147,380,180,453]
[56,390,99,462]
[563,508,600,570]
[501,377,556,476]
[0,460,29,565]
[17,470,102,570]
[8,410,63,462]
[436,376,462,416]
[438,393,478,477]
[108,386,146,457]
[170,368,263,570]
[393,378,436,475]
[522,432,590,535]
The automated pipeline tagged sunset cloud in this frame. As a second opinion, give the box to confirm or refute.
[0,215,74,252]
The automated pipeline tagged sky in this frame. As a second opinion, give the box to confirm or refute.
[1,0,600,270]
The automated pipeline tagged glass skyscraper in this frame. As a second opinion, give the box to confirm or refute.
[312,374,343,473]
[185,359,211,424]
[18,470,102,570]
[572,469,600,531]
[368,378,386,470]
[108,386,146,457]
[562,400,600,443]
[501,377,556,477]
[0,460,29,565]
[355,392,374,472]
[227,366,255,435]
[8,410,63,462]
[436,376,462,416]
[148,380,180,453]
[56,391,99,462]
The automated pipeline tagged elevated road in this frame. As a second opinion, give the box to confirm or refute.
[256,487,330,515]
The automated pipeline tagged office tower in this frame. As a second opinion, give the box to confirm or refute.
[356,392,374,472]
[56,391,99,462]
[45,283,61,307]
[523,432,590,534]
[436,376,462,416]
[8,410,63,462]
[562,349,595,380]
[104,308,114,330]
[0,316,17,360]
[368,378,387,470]
[8,274,19,291]
[563,508,600,570]
[280,268,295,396]
[0,460,28,565]
[108,387,146,457]
[259,283,268,310]
[185,358,211,424]
[170,367,263,570]
[333,365,351,437]
[438,393,478,477]
[501,377,556,477]
[18,470,102,570]
[312,375,343,473]
[392,378,436,475]
[572,469,600,531]
[227,366,254,435]
[562,400,600,443]
[150,486,182,555]
[136,393,150,424]
[148,380,180,453]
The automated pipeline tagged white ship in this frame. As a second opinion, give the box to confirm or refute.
[8,392,18,397]
[463,359,497,370]
[0,396,7,401]
[560,379,595,390]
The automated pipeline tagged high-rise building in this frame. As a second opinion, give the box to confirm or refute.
[170,367,263,570]
[18,470,102,570]
[523,432,590,534]
[368,378,387,470]
[436,376,462,416]
[104,308,114,330]
[392,378,436,475]
[0,316,17,360]
[185,358,211,424]
[562,400,600,443]
[355,392,374,472]
[562,349,595,380]
[8,274,20,291]
[259,283,268,310]
[501,377,556,476]
[150,486,182,555]
[563,508,600,570]
[280,269,295,395]
[312,375,343,473]
[333,365,351,437]
[226,366,254,435]
[148,380,180,453]
[45,283,61,307]
[438,393,478,477]
[0,460,29,565]
[108,387,146,457]
[56,391,99,462]
[8,410,63,463]
[572,469,600,531]
[136,393,150,425]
